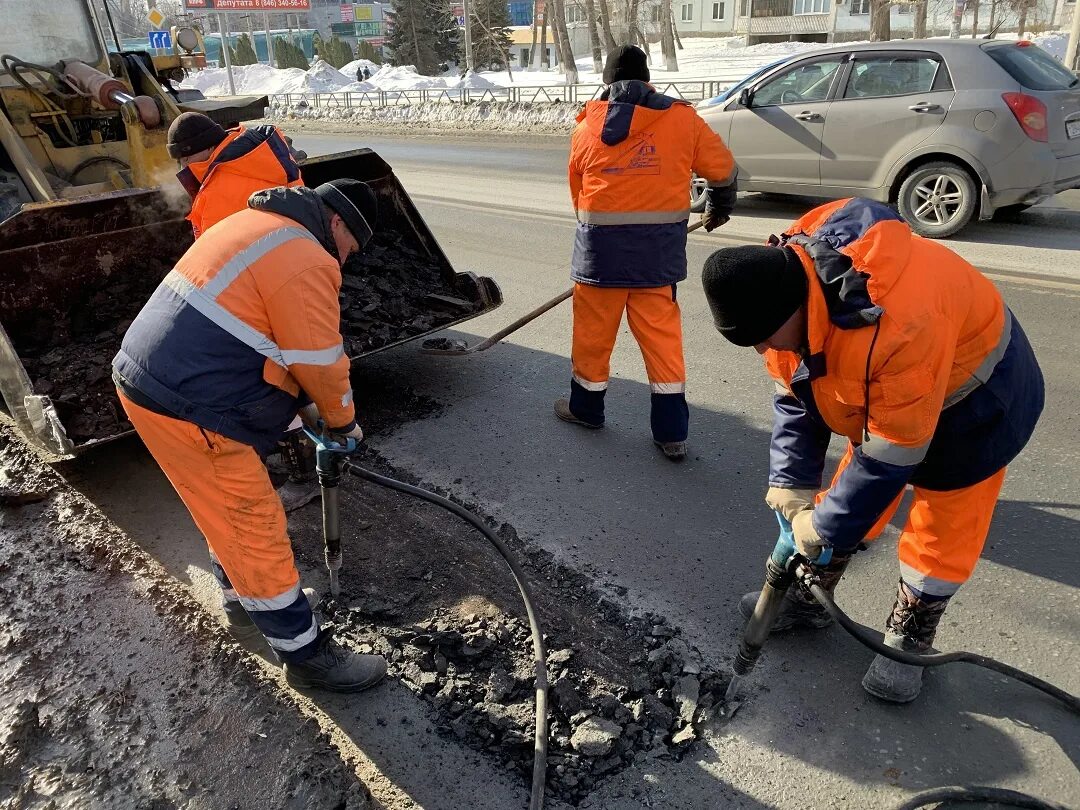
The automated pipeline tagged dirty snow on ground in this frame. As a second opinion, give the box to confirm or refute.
[186,31,1071,98]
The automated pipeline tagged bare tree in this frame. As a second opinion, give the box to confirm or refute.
[1012,0,1035,37]
[914,0,928,36]
[583,0,604,72]
[970,0,980,36]
[540,0,550,67]
[660,0,678,70]
[529,0,540,68]
[672,8,684,48]
[550,0,579,82]
[870,0,892,40]
[597,0,618,50]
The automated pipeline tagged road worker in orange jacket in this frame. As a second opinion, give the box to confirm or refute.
[702,198,1044,702]
[113,180,386,694]
[168,112,316,511]
[556,46,736,461]
[167,112,305,239]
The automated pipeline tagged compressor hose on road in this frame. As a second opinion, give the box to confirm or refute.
[893,785,1072,810]
[342,461,549,810]
[805,581,1080,714]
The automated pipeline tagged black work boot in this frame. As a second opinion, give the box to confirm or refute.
[223,587,319,643]
[862,579,950,704]
[738,553,852,632]
[284,632,388,693]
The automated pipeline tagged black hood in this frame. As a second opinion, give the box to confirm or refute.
[247,186,338,259]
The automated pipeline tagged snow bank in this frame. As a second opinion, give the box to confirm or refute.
[449,72,503,91]
[269,99,581,133]
[365,64,451,91]
[180,60,352,96]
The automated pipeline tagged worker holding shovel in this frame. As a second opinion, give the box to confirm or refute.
[556,45,737,461]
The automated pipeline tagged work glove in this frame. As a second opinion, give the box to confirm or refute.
[765,486,817,523]
[298,403,321,428]
[327,423,364,451]
[791,509,829,562]
[701,209,729,232]
[703,179,737,232]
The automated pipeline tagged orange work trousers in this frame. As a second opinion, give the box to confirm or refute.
[825,443,1007,597]
[118,392,319,661]
[569,283,689,443]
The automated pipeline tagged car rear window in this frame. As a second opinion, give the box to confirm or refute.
[983,43,1079,91]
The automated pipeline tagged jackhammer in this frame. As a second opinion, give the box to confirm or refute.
[726,514,1079,810]
[302,425,549,810]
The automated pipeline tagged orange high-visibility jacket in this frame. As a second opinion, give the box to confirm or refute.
[569,80,735,287]
[177,124,303,239]
[114,187,354,454]
[764,198,1043,552]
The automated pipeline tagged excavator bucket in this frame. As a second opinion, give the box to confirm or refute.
[0,148,502,459]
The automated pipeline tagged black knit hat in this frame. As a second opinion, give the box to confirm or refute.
[603,45,650,85]
[314,179,378,249]
[166,112,228,159]
[701,245,808,347]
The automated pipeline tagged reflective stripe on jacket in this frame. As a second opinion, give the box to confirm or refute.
[764,198,1044,552]
[569,80,735,288]
[177,125,303,239]
[113,187,354,455]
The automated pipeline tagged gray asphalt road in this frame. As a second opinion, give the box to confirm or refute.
[291,131,1080,807]
[294,130,1080,282]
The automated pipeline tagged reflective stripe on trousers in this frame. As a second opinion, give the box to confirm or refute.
[118,391,320,662]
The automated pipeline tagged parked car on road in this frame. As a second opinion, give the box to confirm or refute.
[692,39,1080,238]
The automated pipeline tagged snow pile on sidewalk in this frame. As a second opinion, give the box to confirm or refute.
[364,64,451,91]
[269,98,581,133]
[448,72,503,91]
[180,59,352,96]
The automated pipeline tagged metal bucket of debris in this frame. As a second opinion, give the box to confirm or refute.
[0,148,502,458]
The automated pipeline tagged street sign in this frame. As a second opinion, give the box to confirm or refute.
[341,3,354,21]
[148,30,173,49]
[147,8,166,28]
[182,0,312,10]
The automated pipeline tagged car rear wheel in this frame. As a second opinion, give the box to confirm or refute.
[690,175,708,213]
[897,161,977,239]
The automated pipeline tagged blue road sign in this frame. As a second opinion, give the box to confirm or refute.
[148,30,172,49]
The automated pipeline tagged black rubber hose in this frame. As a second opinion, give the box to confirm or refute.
[892,785,1071,810]
[806,582,1080,714]
[343,461,549,810]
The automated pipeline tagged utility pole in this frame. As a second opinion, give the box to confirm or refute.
[463,0,476,72]
[218,12,237,95]
[1066,0,1080,72]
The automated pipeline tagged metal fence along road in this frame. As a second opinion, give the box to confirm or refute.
[269,78,745,109]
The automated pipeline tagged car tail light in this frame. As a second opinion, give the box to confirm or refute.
[1003,92,1048,142]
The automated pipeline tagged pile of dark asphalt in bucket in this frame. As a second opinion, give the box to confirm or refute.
[13,231,478,445]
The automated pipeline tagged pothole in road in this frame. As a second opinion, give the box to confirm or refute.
[285,448,733,806]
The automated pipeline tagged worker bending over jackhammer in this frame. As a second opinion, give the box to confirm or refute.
[112,180,386,693]
[168,111,318,512]
[701,198,1044,702]
[556,45,736,461]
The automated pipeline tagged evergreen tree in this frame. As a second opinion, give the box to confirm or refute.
[358,40,384,65]
[274,37,310,70]
[387,0,458,76]
[230,33,259,66]
[316,35,354,69]
[463,0,513,71]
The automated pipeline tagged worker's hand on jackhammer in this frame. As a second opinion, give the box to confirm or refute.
[765,486,818,524]
[298,403,321,428]
[326,423,364,451]
[790,509,829,561]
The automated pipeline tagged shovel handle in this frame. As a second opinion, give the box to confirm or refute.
[472,287,574,352]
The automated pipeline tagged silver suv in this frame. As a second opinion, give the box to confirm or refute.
[693,39,1080,238]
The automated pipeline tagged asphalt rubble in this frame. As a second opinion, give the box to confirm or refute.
[283,443,734,807]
